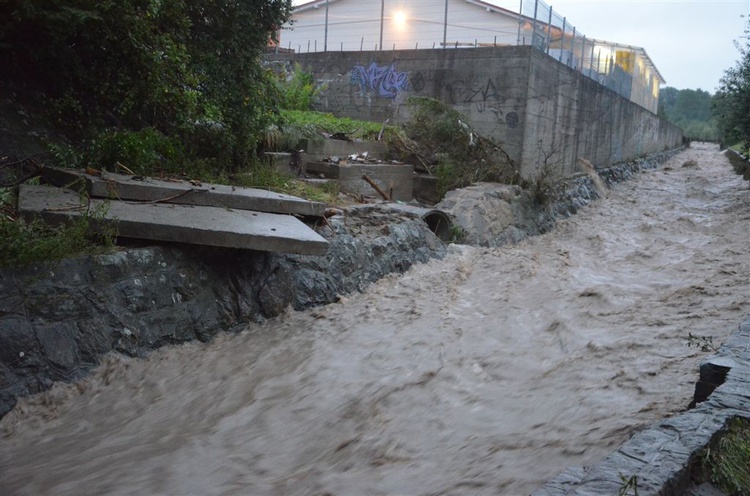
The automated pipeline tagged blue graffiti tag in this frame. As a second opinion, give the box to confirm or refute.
[350,62,409,98]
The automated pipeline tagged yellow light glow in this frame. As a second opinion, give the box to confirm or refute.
[393,10,407,25]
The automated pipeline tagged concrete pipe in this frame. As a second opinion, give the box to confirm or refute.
[385,204,454,242]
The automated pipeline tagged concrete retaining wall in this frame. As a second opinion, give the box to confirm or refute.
[267,46,683,178]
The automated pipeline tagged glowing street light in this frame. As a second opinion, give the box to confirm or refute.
[393,10,407,26]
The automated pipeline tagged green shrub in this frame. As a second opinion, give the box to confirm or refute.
[278,63,319,111]
[390,97,518,197]
[83,128,182,175]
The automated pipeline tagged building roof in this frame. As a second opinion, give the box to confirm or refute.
[588,38,667,85]
[294,0,520,18]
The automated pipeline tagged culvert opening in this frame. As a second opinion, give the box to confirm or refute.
[383,204,455,243]
[422,211,453,242]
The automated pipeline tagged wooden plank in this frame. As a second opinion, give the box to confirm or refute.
[19,185,329,256]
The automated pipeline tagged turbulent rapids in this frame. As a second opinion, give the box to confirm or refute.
[2,143,749,495]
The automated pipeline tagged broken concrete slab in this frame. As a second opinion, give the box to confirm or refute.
[19,185,329,255]
[41,167,325,218]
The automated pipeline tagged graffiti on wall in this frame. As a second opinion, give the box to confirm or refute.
[446,78,505,111]
[351,62,409,98]
[445,77,521,128]
[410,72,426,93]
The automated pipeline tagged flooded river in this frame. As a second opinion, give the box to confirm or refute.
[2,143,749,495]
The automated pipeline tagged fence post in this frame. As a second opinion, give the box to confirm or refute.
[324,0,329,52]
[560,17,566,61]
[581,36,586,72]
[516,0,522,45]
[547,5,553,54]
[596,50,601,80]
[571,27,575,68]
[443,0,449,49]
[532,0,539,49]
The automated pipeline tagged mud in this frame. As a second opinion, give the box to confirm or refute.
[2,143,749,495]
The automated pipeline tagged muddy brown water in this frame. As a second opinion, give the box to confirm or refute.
[2,143,749,495]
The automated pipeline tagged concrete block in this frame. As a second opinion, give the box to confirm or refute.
[338,163,414,201]
[412,174,441,204]
[263,152,302,177]
[305,160,341,179]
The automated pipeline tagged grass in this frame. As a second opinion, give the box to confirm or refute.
[693,417,750,494]
[729,142,748,155]
[279,110,392,141]
[0,210,116,268]
[233,164,342,205]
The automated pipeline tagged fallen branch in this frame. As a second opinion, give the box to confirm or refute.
[0,168,42,187]
[0,152,49,170]
[362,175,391,201]
[123,188,197,205]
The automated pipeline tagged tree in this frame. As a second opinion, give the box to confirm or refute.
[0,0,293,173]
[183,0,292,168]
[715,19,750,154]
[658,87,718,141]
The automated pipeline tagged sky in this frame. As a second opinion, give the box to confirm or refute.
[291,0,750,92]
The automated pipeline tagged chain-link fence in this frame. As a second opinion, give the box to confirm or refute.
[520,0,662,112]
[279,0,662,112]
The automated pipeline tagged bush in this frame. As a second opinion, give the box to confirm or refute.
[278,63,319,111]
[390,97,518,197]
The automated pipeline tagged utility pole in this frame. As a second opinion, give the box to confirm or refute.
[379,0,385,51]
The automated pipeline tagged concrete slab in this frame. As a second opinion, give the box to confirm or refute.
[41,167,325,217]
[19,185,329,255]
